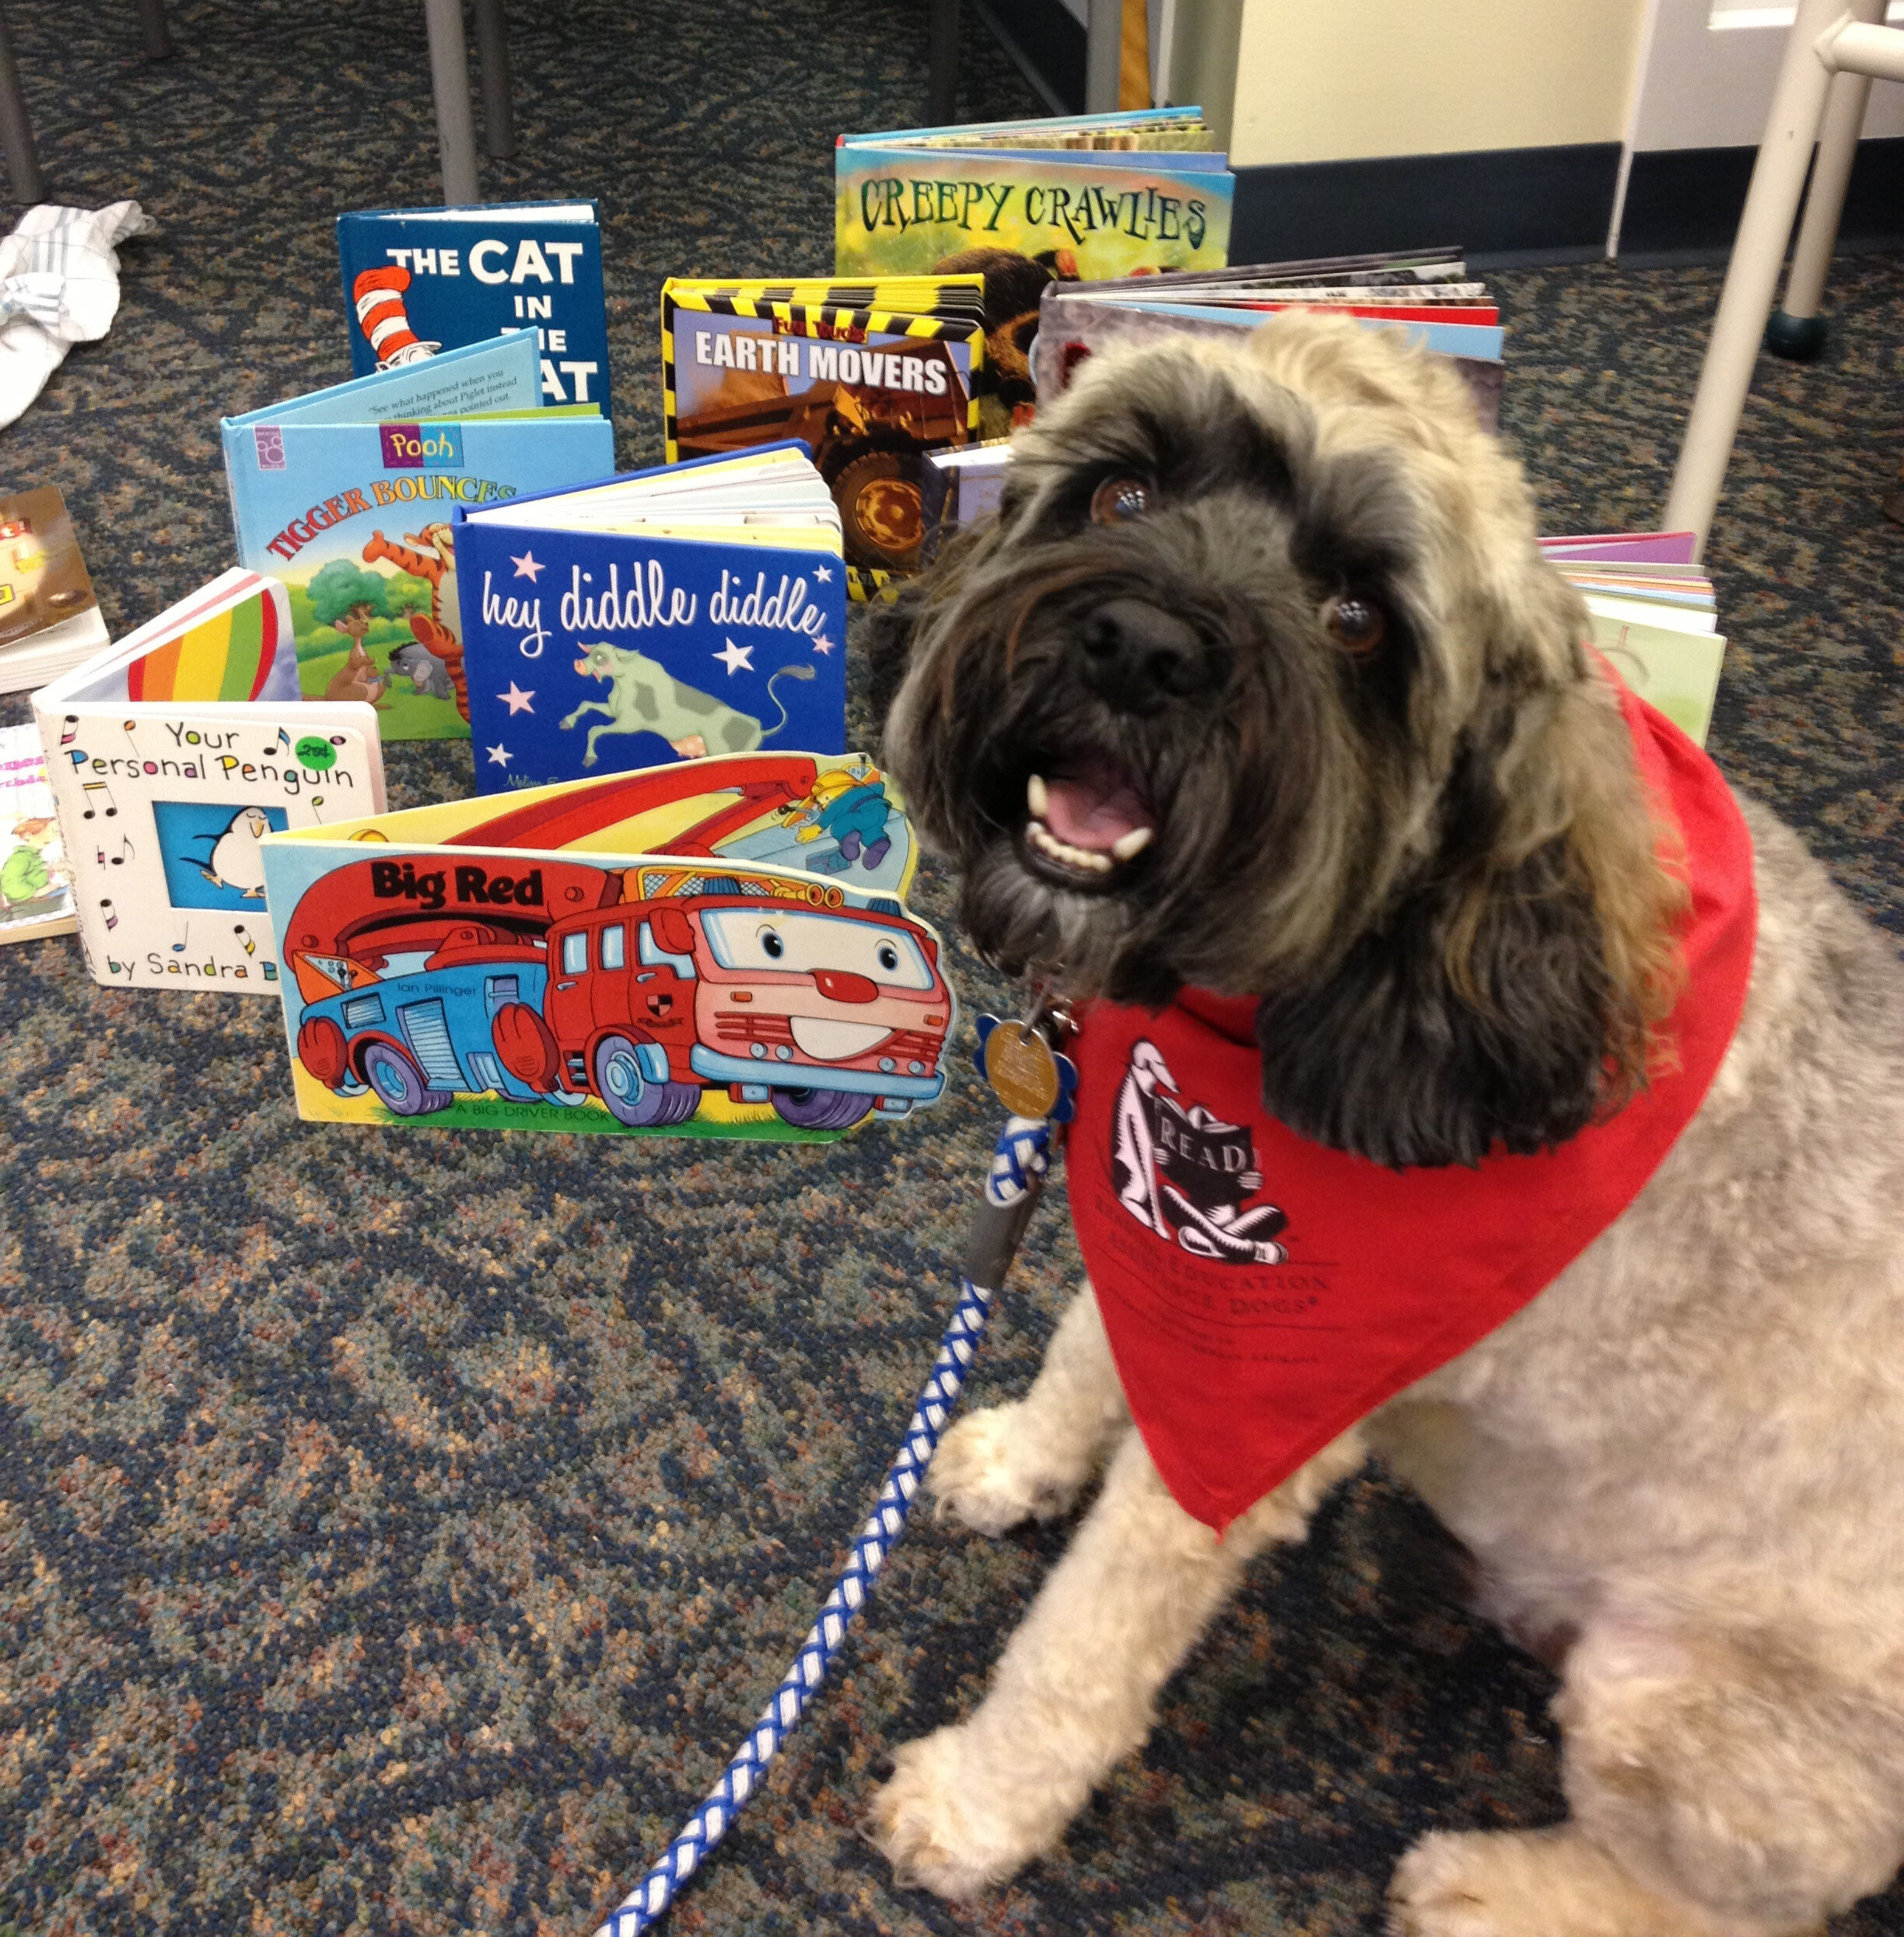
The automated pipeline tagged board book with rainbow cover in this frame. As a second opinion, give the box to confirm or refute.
[258,750,953,1143]
[220,331,616,742]
[33,568,386,993]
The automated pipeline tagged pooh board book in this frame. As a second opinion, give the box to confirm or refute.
[258,750,953,1142]
[662,278,985,597]
[337,201,611,412]
[454,445,848,796]
[835,107,1233,282]
[31,569,386,993]
[220,331,616,742]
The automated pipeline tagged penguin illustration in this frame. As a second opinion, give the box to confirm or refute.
[197,806,272,900]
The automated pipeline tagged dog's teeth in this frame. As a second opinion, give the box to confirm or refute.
[1027,773,1049,818]
[1111,825,1154,862]
[1026,820,1114,874]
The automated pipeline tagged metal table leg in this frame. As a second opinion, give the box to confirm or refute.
[928,0,959,125]
[422,0,481,205]
[0,2,44,205]
[471,0,514,162]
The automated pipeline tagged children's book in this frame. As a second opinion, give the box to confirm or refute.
[337,200,611,412]
[1540,534,1725,745]
[663,275,985,597]
[836,107,1232,283]
[32,569,386,993]
[0,722,76,944]
[454,445,848,794]
[0,485,110,694]
[221,331,617,741]
[259,751,952,1143]
[1032,250,1504,430]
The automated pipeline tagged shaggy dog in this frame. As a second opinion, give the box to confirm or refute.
[859,312,1904,1936]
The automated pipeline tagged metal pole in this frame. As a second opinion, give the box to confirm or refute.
[1661,0,1858,552]
[471,0,514,162]
[0,2,44,205]
[422,0,481,206]
[928,0,961,126]
[135,0,174,61]
[1773,63,1872,350]
[1085,0,1120,113]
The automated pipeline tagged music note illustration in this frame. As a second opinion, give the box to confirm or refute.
[233,922,257,957]
[310,794,325,821]
[99,897,117,930]
[59,714,78,747]
[110,837,132,867]
[121,720,138,752]
[80,780,117,819]
[171,921,191,954]
[264,724,291,758]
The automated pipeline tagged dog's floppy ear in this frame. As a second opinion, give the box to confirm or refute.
[1254,684,1685,1171]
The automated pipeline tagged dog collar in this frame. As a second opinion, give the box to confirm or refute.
[1063,682,1758,1532]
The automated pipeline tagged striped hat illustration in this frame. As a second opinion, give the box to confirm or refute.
[351,266,440,369]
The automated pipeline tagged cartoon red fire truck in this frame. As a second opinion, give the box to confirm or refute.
[485,864,952,1130]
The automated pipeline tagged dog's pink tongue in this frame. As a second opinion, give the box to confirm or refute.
[1043,769,1150,853]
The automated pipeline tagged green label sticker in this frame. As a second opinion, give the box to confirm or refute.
[295,735,338,772]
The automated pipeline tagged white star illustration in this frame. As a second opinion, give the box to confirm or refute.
[499,682,535,715]
[814,564,833,583]
[810,634,835,655]
[714,636,754,675]
[510,549,544,582]
[486,743,513,767]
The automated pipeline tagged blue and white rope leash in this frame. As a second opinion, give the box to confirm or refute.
[593,1068,1069,1936]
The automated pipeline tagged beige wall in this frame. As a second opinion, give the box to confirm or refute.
[1212,0,1650,169]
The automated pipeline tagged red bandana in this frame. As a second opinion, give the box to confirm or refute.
[1065,683,1756,1531]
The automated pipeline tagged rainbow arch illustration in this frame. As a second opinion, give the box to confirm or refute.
[125,584,283,703]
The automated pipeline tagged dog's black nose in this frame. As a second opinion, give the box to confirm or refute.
[1076,598,1220,710]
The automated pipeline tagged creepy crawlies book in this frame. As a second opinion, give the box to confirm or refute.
[454,446,848,795]
[836,107,1233,283]
[662,277,985,597]
[259,751,953,1143]
[338,200,612,412]
[32,569,386,994]
[221,331,616,742]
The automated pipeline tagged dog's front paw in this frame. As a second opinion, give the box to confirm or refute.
[929,1403,1083,1536]
[863,1725,1068,1898]
[1389,1828,1720,1937]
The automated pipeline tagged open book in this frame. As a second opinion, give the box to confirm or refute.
[33,568,386,992]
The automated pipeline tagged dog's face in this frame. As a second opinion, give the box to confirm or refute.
[871,314,1685,1168]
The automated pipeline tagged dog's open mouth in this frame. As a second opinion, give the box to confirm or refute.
[1019,760,1156,890]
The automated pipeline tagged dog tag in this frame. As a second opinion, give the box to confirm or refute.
[982,1017,1064,1119]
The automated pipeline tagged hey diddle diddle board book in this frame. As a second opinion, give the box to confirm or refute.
[337,200,611,412]
[259,750,951,1142]
[835,107,1233,282]
[33,569,387,993]
[454,445,848,795]
[662,275,985,597]
[221,331,616,743]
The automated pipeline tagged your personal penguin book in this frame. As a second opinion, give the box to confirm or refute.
[32,569,387,993]
[454,446,848,795]
[220,331,616,741]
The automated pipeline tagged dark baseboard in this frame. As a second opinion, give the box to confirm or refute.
[1619,138,1904,261]
[1229,145,1622,265]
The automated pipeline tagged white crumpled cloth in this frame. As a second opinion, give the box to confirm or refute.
[0,199,156,430]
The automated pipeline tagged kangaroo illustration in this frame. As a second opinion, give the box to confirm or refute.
[558,643,815,767]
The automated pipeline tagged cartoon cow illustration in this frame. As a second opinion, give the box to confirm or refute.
[558,643,814,767]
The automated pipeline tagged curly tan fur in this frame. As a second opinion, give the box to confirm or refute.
[863,313,1904,1935]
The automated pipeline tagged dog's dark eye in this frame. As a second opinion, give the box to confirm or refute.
[1090,475,1151,525]
[1324,594,1388,656]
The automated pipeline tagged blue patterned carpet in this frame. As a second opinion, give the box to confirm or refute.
[0,3,1900,1933]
